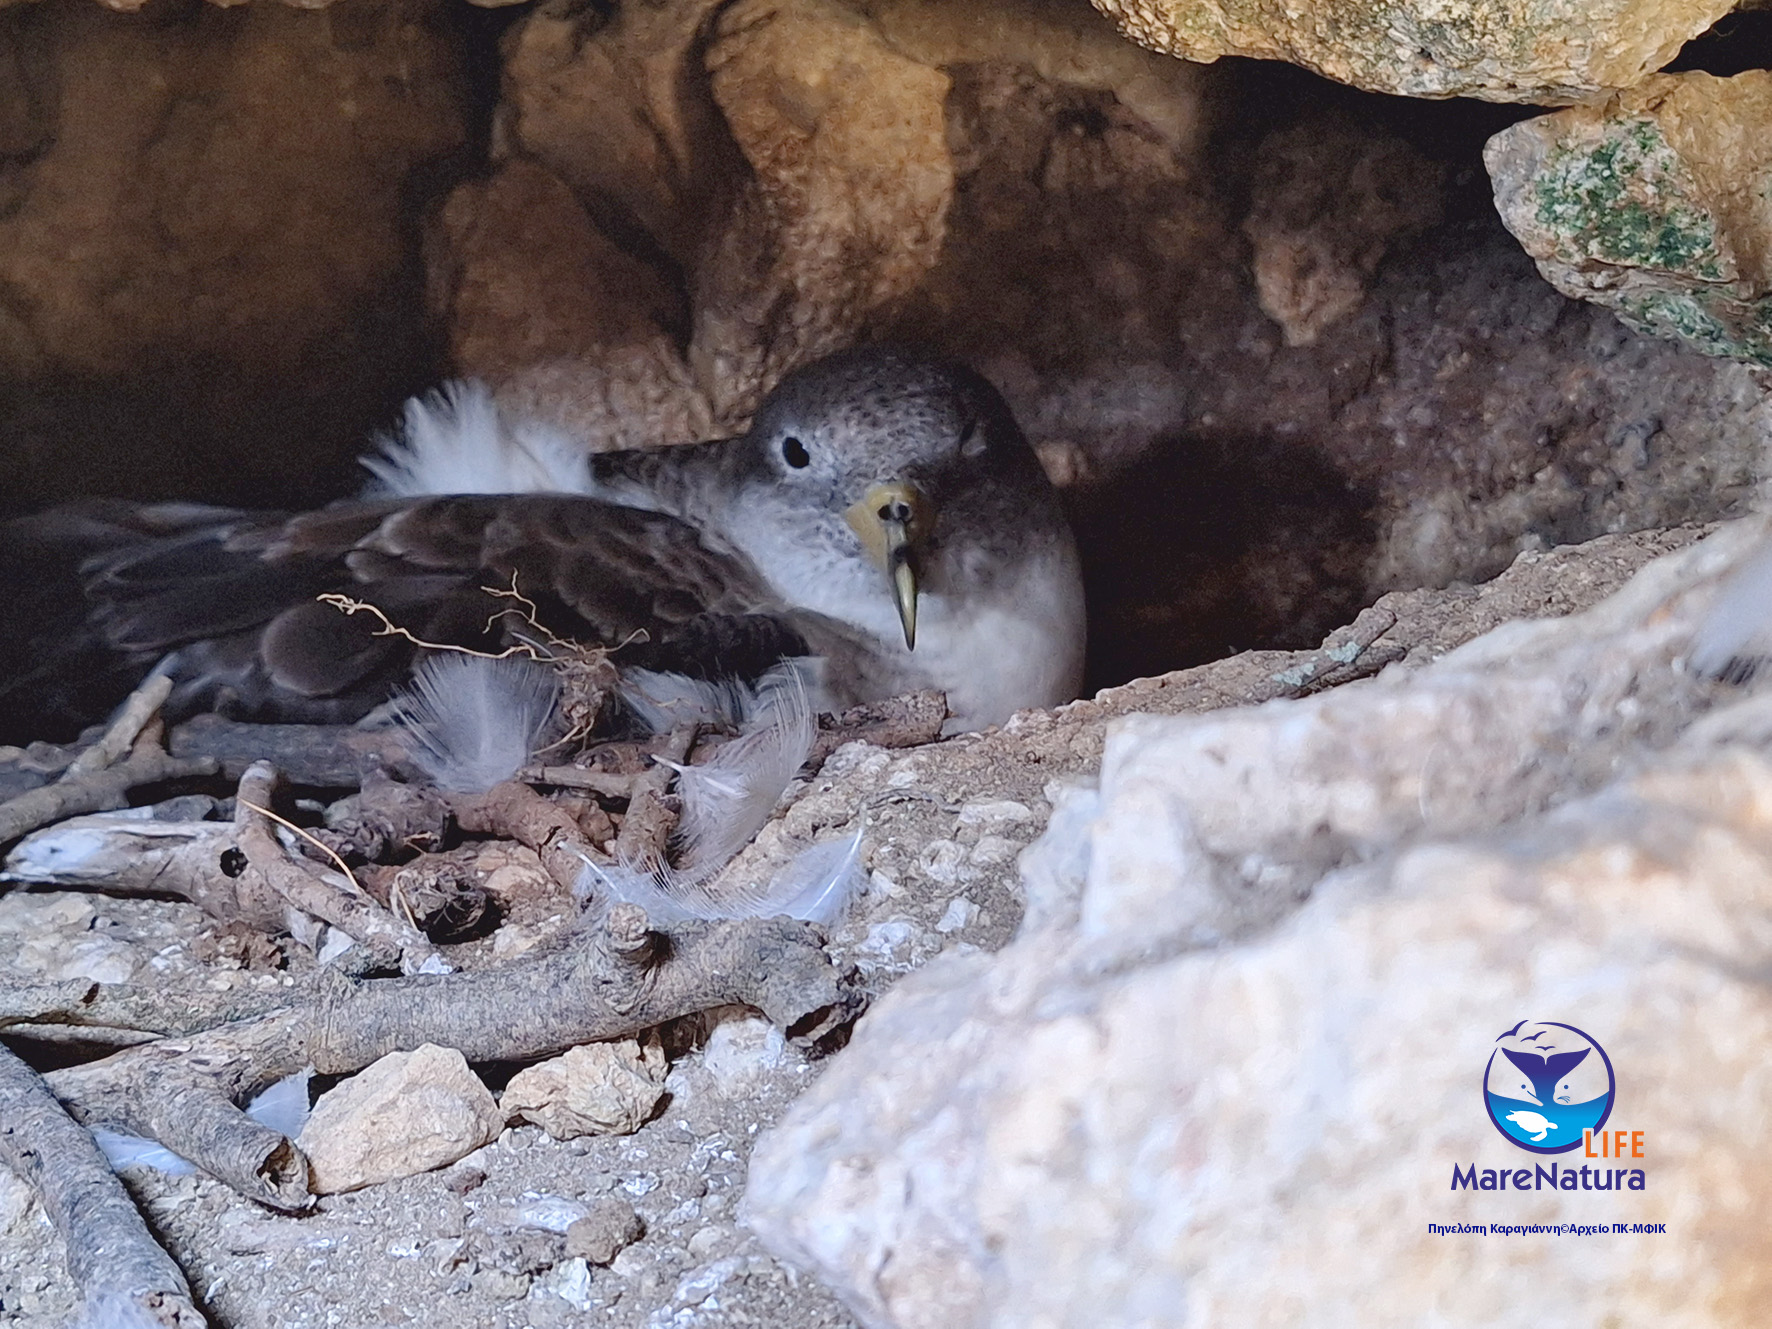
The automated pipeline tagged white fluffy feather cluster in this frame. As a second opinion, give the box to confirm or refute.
[576,829,864,928]
[393,654,562,793]
[360,381,594,498]
[584,665,865,925]
[384,654,861,924]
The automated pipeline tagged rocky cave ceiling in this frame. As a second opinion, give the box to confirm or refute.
[2,0,1771,691]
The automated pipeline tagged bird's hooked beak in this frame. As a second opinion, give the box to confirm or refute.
[845,481,930,650]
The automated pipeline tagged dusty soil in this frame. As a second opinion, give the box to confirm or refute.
[0,523,1707,1329]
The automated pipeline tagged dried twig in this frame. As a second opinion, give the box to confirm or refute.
[168,714,414,785]
[0,736,216,845]
[1267,605,1403,695]
[315,593,541,661]
[613,723,697,869]
[64,673,175,779]
[0,1041,208,1327]
[0,977,294,1038]
[235,762,442,973]
[43,907,863,1209]
[517,764,641,797]
[449,780,613,892]
[808,689,948,765]
[315,772,451,863]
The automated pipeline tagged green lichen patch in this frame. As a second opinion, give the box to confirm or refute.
[1533,120,1728,280]
[1614,286,1772,366]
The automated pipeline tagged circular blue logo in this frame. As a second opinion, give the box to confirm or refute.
[1484,1020,1614,1154]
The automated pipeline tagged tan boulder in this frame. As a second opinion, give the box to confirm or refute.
[1488,69,1772,367]
[499,1038,669,1140]
[298,1044,501,1194]
[1090,0,1733,104]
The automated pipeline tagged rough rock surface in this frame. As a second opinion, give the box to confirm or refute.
[499,1038,669,1140]
[1088,0,1733,103]
[1241,118,1444,346]
[1488,69,1772,368]
[889,67,1771,683]
[0,0,467,508]
[450,12,1772,684]
[564,1195,646,1267]
[454,0,1208,433]
[744,518,1772,1328]
[0,527,1704,1328]
[299,1044,504,1195]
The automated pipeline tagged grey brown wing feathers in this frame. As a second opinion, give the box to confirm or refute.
[5,495,805,734]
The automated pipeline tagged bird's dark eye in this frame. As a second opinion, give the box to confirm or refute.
[958,419,984,457]
[782,436,810,469]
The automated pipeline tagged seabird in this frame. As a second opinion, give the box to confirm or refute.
[0,349,1086,741]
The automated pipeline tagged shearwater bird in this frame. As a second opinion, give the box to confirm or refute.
[0,349,1086,742]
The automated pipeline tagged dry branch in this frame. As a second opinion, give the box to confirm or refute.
[809,688,948,764]
[315,771,451,863]
[517,764,641,797]
[235,762,441,973]
[169,714,414,785]
[3,814,247,906]
[0,977,295,1038]
[0,739,216,844]
[0,1041,208,1328]
[43,906,862,1210]
[65,674,174,779]
[1268,605,1402,695]
[613,722,697,868]
[449,779,614,891]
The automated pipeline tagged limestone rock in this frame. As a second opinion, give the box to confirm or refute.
[0,0,465,506]
[1487,70,1772,368]
[564,1196,645,1266]
[744,519,1772,1327]
[475,0,1209,431]
[1243,121,1443,346]
[428,159,714,451]
[698,1011,787,1095]
[695,0,955,419]
[298,1045,501,1195]
[1089,0,1733,104]
[499,1039,668,1140]
[501,0,736,271]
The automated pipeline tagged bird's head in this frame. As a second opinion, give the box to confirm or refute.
[744,348,1056,650]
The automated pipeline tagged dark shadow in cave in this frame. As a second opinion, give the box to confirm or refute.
[1667,9,1772,76]
[1069,431,1378,694]
[0,0,526,517]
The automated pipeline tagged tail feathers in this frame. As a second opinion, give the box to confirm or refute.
[361,381,594,499]
[0,502,192,744]
[390,654,562,793]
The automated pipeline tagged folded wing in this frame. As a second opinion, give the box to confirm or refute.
[4,494,808,733]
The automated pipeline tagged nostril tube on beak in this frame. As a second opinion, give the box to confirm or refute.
[844,482,929,652]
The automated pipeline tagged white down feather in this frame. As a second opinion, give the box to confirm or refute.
[391,654,562,793]
[578,665,865,924]
[360,381,594,498]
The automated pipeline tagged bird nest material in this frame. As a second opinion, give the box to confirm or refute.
[0,658,950,1326]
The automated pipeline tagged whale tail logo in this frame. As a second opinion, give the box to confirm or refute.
[1485,1022,1614,1153]
[1501,1047,1590,1106]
